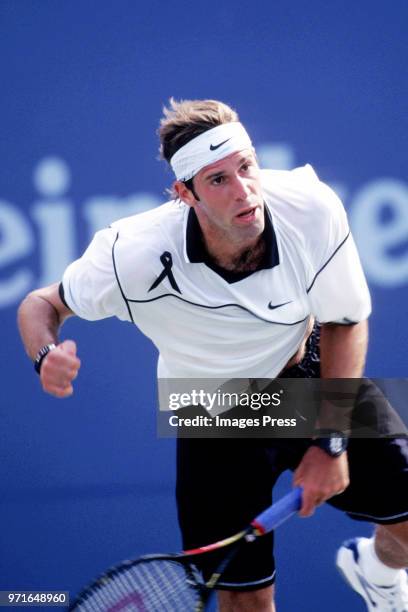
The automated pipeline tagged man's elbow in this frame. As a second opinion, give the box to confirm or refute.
[18,284,74,325]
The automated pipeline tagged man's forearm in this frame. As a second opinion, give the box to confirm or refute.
[18,284,80,397]
[17,282,72,361]
[320,320,368,378]
[17,294,61,360]
[317,320,369,434]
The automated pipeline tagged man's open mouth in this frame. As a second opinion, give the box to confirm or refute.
[236,206,256,219]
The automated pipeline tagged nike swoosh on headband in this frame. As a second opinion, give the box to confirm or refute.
[209,138,231,151]
[268,300,292,310]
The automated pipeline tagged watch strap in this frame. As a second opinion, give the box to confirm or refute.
[34,343,57,374]
[311,433,348,457]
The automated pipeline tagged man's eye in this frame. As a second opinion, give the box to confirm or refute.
[212,176,225,185]
[241,163,250,172]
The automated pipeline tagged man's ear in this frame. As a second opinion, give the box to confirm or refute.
[173,181,196,207]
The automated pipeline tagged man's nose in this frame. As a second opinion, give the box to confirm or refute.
[232,175,251,200]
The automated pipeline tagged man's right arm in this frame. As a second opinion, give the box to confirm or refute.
[17,282,81,398]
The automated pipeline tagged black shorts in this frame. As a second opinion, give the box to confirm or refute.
[176,436,408,591]
[175,327,408,591]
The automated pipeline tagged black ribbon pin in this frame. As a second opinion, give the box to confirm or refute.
[148,251,182,294]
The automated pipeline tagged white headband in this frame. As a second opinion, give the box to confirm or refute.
[170,122,252,182]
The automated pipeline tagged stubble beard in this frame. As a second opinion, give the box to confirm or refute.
[202,212,265,271]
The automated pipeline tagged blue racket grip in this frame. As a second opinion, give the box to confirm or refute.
[251,487,303,534]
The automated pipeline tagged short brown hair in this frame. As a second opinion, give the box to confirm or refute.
[158,98,239,164]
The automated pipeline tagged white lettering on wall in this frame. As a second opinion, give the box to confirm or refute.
[84,194,160,236]
[0,200,34,306]
[33,157,71,197]
[1,152,407,309]
[32,157,76,286]
[32,202,76,286]
[349,179,408,287]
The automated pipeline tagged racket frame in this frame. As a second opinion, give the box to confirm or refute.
[69,488,302,611]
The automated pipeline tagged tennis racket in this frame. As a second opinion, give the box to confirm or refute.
[69,487,302,612]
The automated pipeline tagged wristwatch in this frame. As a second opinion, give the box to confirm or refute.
[34,343,57,374]
[311,433,348,457]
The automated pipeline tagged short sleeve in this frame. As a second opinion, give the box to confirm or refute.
[61,227,132,322]
[305,181,371,324]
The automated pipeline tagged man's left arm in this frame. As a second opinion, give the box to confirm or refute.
[293,173,372,516]
[294,321,368,517]
[320,320,368,378]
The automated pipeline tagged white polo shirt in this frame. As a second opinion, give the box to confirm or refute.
[61,165,371,379]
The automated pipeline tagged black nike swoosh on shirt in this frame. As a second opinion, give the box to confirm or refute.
[268,300,293,310]
[209,138,231,151]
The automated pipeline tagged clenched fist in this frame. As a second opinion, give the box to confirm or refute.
[40,340,81,398]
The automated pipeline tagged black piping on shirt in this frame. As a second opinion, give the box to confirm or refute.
[126,293,310,326]
[306,231,351,294]
[112,231,135,323]
[58,282,69,308]
[112,231,307,327]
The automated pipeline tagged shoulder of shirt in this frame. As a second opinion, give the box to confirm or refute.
[90,200,186,296]
[83,198,184,258]
[260,164,347,227]
[260,164,319,185]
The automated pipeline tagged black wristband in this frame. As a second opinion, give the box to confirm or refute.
[34,343,57,374]
[311,433,348,457]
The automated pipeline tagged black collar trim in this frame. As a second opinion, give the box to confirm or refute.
[185,205,279,284]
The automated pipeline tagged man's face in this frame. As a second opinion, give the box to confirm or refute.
[180,149,264,245]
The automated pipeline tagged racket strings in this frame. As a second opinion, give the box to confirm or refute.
[70,558,205,612]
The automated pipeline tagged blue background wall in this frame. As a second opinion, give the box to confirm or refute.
[1,1,407,609]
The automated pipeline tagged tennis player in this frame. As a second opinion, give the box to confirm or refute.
[18,99,408,611]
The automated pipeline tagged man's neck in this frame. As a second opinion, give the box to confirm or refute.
[203,233,266,272]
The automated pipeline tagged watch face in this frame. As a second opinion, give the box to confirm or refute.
[313,435,347,456]
[328,437,346,456]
